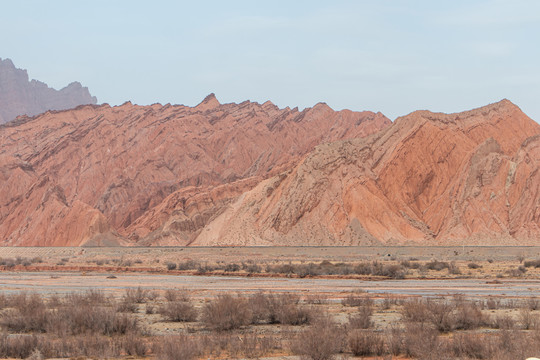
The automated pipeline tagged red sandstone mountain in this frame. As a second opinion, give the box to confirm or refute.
[191,99,540,246]
[0,58,97,124]
[0,95,390,246]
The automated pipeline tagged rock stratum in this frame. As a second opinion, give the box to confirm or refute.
[192,99,539,246]
[0,58,97,124]
[0,95,390,246]
[1,95,538,247]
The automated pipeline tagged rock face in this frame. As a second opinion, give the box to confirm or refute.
[0,95,390,246]
[2,95,538,247]
[192,100,540,246]
[0,58,97,124]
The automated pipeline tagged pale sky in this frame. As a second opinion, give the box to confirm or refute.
[1,0,539,121]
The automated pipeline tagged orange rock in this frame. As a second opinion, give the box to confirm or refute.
[0,95,389,246]
[192,100,540,246]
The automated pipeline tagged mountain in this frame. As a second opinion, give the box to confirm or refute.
[0,95,390,246]
[0,58,97,124]
[191,99,540,246]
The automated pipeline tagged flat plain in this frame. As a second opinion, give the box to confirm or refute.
[2,246,540,360]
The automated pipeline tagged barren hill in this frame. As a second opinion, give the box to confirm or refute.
[192,100,540,246]
[0,95,390,246]
[0,58,97,124]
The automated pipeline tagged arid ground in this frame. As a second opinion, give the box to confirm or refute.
[2,247,540,359]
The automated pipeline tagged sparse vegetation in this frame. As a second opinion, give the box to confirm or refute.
[0,288,539,359]
[3,247,540,359]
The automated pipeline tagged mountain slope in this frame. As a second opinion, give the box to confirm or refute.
[0,58,97,124]
[192,99,540,246]
[0,95,390,246]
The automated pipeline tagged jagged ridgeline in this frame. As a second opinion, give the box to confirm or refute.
[0,58,96,124]
[0,93,390,245]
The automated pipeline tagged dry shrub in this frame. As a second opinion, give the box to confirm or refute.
[381,295,398,310]
[347,304,373,329]
[448,261,462,275]
[242,262,262,273]
[401,297,484,332]
[249,293,313,325]
[519,308,540,330]
[401,298,430,324]
[386,325,403,356]
[527,297,540,310]
[493,330,539,360]
[348,330,385,357]
[158,301,197,322]
[1,293,48,332]
[65,289,109,307]
[524,259,540,268]
[275,301,313,325]
[491,314,515,329]
[26,349,43,360]
[402,323,441,359]
[290,316,343,360]
[486,297,499,310]
[454,300,485,330]
[74,334,122,358]
[200,333,232,357]
[233,333,278,359]
[425,260,450,271]
[204,333,278,359]
[201,294,251,331]
[177,260,199,270]
[224,263,241,272]
[49,303,139,335]
[124,286,149,304]
[0,333,41,359]
[425,300,454,332]
[401,260,421,269]
[248,292,272,324]
[506,267,526,277]
[154,335,201,360]
[147,290,159,301]
[116,298,138,313]
[164,289,190,302]
[341,293,372,307]
[237,334,259,359]
[452,333,493,359]
[353,261,405,278]
[0,294,7,310]
[122,334,148,356]
[305,294,328,305]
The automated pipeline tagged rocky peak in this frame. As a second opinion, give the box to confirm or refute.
[196,93,221,111]
[0,58,97,124]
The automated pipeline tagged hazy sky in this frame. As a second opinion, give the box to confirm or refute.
[1,0,539,121]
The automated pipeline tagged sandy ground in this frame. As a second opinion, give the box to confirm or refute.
[1,246,540,300]
[2,245,540,263]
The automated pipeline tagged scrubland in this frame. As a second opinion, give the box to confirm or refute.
[2,288,540,359]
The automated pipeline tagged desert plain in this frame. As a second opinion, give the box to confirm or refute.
[1,246,540,359]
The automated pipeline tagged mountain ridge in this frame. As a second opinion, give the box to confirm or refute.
[0,58,97,124]
[0,95,390,246]
[189,99,540,246]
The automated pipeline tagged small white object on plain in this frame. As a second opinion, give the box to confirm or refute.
[526,358,540,360]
